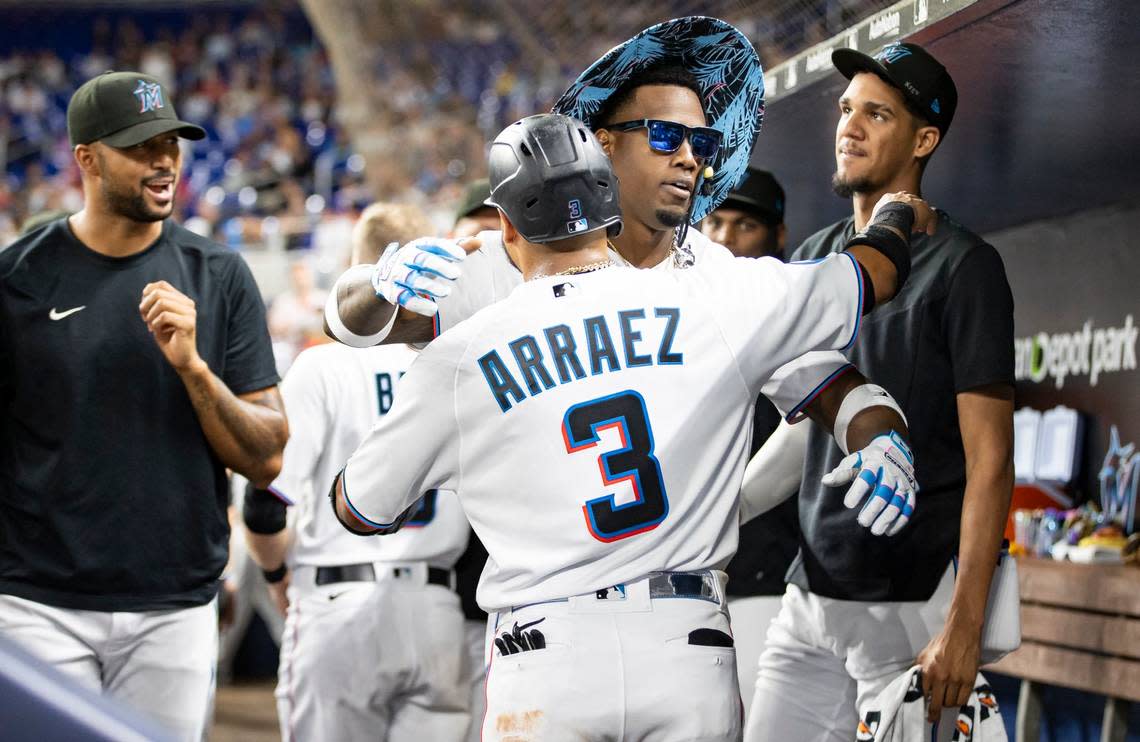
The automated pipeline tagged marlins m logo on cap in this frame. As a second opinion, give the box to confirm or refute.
[133,80,164,114]
[876,42,913,64]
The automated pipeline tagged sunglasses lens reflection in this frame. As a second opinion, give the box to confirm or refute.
[648,121,685,152]
[690,132,720,159]
[643,120,719,159]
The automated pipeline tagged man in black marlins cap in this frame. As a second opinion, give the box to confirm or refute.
[702,166,787,259]
[0,72,287,739]
[744,42,1016,741]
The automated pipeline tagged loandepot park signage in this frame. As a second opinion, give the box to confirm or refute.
[1014,315,1138,389]
[764,0,982,103]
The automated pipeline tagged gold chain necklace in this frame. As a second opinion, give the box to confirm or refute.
[555,259,615,276]
[607,238,690,269]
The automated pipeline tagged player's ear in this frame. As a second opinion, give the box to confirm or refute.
[913,124,940,160]
[776,223,788,253]
[594,129,614,158]
[74,143,99,178]
[499,210,518,245]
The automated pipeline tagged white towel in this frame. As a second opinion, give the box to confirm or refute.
[856,666,1008,741]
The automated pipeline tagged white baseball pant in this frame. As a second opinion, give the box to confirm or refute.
[463,618,488,742]
[276,561,470,741]
[483,572,742,742]
[726,595,783,730]
[0,593,217,741]
[745,564,960,742]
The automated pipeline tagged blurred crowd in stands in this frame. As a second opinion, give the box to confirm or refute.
[0,0,891,369]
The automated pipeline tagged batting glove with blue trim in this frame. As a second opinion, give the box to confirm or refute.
[822,430,917,536]
[371,238,467,317]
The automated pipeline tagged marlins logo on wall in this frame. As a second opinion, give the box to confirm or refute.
[133,80,164,113]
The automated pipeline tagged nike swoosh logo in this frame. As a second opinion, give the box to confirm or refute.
[49,306,86,321]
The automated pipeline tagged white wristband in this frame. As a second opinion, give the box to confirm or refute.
[323,265,398,348]
[833,383,907,455]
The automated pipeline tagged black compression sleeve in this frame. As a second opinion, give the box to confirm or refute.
[858,262,876,315]
[844,223,911,292]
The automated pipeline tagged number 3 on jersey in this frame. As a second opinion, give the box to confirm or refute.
[562,390,669,542]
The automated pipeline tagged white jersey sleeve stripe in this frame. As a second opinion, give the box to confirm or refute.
[340,467,401,530]
[840,252,864,351]
[783,362,857,423]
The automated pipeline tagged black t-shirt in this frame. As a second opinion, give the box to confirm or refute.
[725,397,800,597]
[0,219,278,611]
[786,211,1014,601]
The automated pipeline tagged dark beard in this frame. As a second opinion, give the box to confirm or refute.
[97,157,173,223]
[654,207,687,228]
[100,176,172,223]
[831,172,876,199]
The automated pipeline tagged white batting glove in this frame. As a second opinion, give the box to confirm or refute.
[370,238,467,317]
[821,430,917,536]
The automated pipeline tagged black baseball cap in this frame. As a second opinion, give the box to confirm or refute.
[67,71,206,148]
[718,167,785,225]
[832,42,957,136]
[455,178,494,224]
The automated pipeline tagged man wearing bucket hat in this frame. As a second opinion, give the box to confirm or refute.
[323,16,770,348]
[0,72,287,739]
[743,42,1015,742]
[323,20,916,540]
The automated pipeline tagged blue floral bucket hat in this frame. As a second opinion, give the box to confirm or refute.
[553,16,765,223]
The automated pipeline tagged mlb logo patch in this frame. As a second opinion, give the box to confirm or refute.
[567,218,588,233]
[133,80,164,114]
[594,585,626,601]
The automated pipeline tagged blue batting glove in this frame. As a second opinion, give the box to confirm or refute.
[821,430,917,536]
[371,237,467,317]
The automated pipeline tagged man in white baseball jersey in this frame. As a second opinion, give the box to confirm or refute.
[244,202,471,741]
[322,19,909,525]
[331,113,931,741]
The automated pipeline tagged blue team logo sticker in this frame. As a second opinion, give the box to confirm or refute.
[133,80,164,114]
[876,42,912,65]
[568,199,582,219]
[567,218,589,233]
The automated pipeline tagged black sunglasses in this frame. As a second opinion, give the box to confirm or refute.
[606,119,722,160]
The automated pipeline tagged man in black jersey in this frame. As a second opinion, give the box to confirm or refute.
[0,71,288,740]
[744,43,1015,742]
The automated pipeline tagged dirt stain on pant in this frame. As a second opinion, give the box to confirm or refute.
[496,709,545,741]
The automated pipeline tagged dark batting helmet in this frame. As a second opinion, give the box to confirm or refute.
[485,114,622,244]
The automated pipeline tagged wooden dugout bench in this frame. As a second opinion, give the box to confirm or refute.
[985,557,1140,741]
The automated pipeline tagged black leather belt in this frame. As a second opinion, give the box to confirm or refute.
[314,563,452,588]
